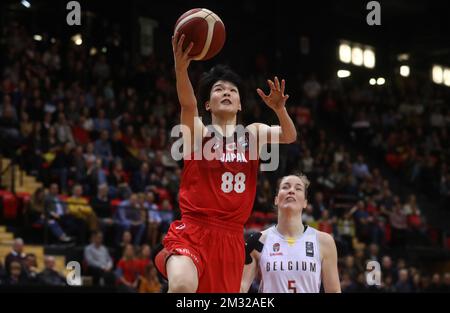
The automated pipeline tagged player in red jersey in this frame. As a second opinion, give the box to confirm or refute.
[152,32,297,292]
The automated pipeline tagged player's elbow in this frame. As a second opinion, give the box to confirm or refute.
[324,284,342,293]
[281,132,297,144]
[180,101,197,111]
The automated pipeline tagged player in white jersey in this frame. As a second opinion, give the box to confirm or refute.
[240,174,341,293]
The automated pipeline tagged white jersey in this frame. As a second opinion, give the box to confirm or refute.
[259,225,322,293]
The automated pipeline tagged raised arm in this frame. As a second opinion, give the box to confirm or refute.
[173,32,196,110]
[249,77,297,148]
[172,32,205,154]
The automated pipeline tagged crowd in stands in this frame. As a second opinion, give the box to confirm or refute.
[0,238,67,287]
[1,21,449,292]
[317,76,450,210]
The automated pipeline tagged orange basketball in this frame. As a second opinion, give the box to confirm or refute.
[174,8,226,61]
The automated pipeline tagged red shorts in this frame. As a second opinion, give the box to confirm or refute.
[154,216,245,293]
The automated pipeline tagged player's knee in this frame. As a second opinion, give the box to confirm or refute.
[168,275,197,293]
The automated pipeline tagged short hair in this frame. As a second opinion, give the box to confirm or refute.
[13,237,24,246]
[91,230,103,238]
[276,173,311,199]
[197,64,245,106]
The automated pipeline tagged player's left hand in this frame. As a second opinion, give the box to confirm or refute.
[256,76,290,111]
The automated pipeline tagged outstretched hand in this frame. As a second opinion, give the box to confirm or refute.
[256,77,290,111]
[172,32,194,72]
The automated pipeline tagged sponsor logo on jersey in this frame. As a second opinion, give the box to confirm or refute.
[273,243,280,252]
[175,248,199,264]
[270,243,283,256]
[225,142,237,151]
[175,223,186,230]
[306,241,314,257]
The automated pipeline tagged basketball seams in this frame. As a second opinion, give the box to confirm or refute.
[194,16,216,60]
[174,8,225,60]
[174,10,209,34]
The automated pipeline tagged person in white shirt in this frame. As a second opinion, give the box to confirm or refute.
[241,174,341,293]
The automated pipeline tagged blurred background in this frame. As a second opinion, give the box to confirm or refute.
[0,0,449,292]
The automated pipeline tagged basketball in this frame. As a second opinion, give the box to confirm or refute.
[174,8,226,61]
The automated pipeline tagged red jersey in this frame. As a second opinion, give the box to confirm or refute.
[178,129,259,226]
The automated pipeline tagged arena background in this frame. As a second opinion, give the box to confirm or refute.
[0,0,449,292]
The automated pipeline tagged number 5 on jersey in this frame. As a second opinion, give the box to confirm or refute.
[288,280,297,293]
[221,172,246,193]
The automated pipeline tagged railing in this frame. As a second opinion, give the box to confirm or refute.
[0,153,25,194]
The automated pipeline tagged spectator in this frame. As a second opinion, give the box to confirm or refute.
[403,194,420,215]
[115,244,139,292]
[352,272,368,292]
[366,243,380,262]
[301,204,317,228]
[136,244,152,277]
[4,238,26,275]
[0,100,21,153]
[351,201,371,244]
[86,158,108,196]
[381,255,398,282]
[84,231,115,286]
[158,199,174,233]
[22,253,39,284]
[90,183,114,234]
[114,230,133,262]
[411,273,422,292]
[395,269,412,292]
[93,109,112,134]
[302,73,322,112]
[131,161,152,193]
[93,55,111,81]
[340,272,357,293]
[66,184,99,233]
[83,142,97,165]
[51,141,74,194]
[442,273,450,292]
[55,112,75,145]
[352,154,370,181]
[388,203,408,248]
[72,145,88,185]
[3,261,27,286]
[45,183,87,243]
[317,209,334,234]
[311,191,326,220]
[138,263,162,293]
[115,194,145,245]
[300,149,314,175]
[94,130,113,168]
[30,187,72,242]
[336,210,355,255]
[143,191,161,247]
[107,159,130,198]
[342,255,358,280]
[426,273,443,292]
[38,256,66,286]
[382,275,396,293]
